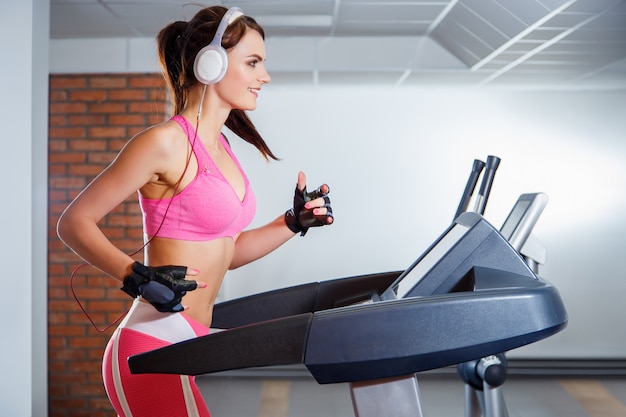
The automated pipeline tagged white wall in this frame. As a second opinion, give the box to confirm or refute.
[50,39,626,360]
[225,86,626,359]
[0,0,49,415]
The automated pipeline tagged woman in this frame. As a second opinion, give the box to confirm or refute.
[57,6,333,416]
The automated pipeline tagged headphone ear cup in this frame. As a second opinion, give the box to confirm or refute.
[194,45,228,84]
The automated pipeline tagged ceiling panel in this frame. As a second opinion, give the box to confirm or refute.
[533,0,575,10]
[338,3,444,23]
[565,0,625,13]
[456,4,510,48]
[48,0,626,89]
[522,28,570,41]
[491,0,567,25]
[222,1,336,17]
[106,4,193,36]
[434,16,495,63]
[464,0,527,38]
[51,3,137,38]
[332,22,431,36]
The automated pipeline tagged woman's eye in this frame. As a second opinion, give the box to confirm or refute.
[249,60,258,68]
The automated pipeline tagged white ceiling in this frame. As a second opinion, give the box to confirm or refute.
[50,0,626,88]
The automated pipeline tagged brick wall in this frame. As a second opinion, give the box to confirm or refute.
[48,73,168,417]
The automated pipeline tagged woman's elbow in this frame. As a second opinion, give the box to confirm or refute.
[56,209,80,245]
[56,212,70,242]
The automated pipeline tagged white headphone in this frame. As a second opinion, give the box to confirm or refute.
[193,7,244,85]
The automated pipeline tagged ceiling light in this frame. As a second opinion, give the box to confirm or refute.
[256,15,333,27]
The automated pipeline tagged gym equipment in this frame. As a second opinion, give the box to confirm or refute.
[128,156,566,417]
[453,156,549,417]
[455,191,549,417]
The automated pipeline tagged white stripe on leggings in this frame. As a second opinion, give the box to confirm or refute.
[112,327,134,417]
[181,375,200,417]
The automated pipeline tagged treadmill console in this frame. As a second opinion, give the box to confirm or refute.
[382,209,540,300]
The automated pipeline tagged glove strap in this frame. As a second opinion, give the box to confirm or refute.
[120,262,149,298]
[285,208,307,236]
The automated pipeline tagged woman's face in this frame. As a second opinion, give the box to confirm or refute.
[217,29,271,111]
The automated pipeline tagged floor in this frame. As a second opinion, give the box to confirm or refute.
[197,367,626,417]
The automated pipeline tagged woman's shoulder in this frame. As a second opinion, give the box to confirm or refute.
[129,117,187,156]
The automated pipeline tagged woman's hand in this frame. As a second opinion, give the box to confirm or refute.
[121,262,206,312]
[285,171,334,236]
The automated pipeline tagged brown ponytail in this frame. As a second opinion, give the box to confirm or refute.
[157,20,188,116]
[226,110,278,160]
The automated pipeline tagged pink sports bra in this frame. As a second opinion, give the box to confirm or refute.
[139,115,256,241]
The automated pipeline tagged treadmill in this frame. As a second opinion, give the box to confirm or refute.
[129,156,567,417]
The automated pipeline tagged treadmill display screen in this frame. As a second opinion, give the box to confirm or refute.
[499,199,531,240]
[498,193,548,252]
[394,223,470,299]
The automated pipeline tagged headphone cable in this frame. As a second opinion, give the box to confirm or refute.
[70,96,204,332]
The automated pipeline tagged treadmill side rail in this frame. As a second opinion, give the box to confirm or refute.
[128,313,313,376]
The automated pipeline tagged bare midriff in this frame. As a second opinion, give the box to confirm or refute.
[144,236,237,328]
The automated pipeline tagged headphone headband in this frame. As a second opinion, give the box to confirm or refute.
[210,7,244,48]
[193,7,244,85]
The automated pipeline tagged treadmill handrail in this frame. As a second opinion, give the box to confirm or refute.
[212,271,402,329]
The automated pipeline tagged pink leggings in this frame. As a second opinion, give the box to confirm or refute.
[103,299,211,417]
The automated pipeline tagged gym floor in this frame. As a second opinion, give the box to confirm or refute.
[197,366,626,417]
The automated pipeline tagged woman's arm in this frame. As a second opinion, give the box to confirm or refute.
[229,214,295,269]
[57,126,174,280]
[229,171,333,269]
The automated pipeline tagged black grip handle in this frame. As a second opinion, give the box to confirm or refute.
[473,155,501,215]
[454,159,485,221]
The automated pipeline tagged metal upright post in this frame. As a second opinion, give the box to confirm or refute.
[482,384,509,417]
[464,384,482,417]
[350,374,425,417]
